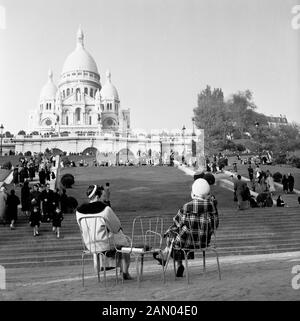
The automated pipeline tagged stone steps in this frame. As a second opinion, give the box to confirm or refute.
[1,200,300,269]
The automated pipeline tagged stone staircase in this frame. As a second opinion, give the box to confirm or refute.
[1,205,300,269]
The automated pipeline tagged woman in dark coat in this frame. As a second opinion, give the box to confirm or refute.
[21,181,31,216]
[12,167,19,187]
[282,175,289,194]
[6,189,20,229]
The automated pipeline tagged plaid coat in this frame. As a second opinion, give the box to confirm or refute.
[165,198,219,250]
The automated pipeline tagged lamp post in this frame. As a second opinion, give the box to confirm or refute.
[126,130,129,163]
[182,125,186,164]
[255,121,260,155]
[0,124,4,157]
[159,138,163,166]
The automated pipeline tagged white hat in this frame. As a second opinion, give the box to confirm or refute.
[191,178,210,199]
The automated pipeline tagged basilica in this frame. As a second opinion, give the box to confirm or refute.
[15,27,204,166]
[29,27,130,134]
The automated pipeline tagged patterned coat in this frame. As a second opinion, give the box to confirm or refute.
[165,198,219,251]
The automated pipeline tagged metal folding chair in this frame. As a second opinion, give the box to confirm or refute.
[164,212,221,284]
[78,215,120,287]
[115,215,165,285]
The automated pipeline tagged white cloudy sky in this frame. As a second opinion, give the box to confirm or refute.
[0,0,299,134]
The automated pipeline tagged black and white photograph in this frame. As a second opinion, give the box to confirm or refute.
[0,0,300,306]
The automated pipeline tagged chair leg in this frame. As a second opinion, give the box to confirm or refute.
[214,250,221,280]
[136,256,140,286]
[97,254,100,283]
[140,254,144,282]
[202,251,206,275]
[115,254,119,285]
[103,255,106,287]
[173,258,176,281]
[81,253,85,287]
[184,251,189,284]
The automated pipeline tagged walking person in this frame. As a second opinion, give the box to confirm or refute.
[6,189,20,230]
[21,180,31,216]
[29,204,42,237]
[288,173,295,193]
[40,183,55,222]
[266,173,276,196]
[52,207,64,238]
[0,186,8,224]
[12,166,19,188]
[234,175,249,210]
[282,175,289,194]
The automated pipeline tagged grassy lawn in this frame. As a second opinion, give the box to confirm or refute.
[0,169,11,182]
[58,166,235,216]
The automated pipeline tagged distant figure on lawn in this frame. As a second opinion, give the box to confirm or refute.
[153,178,219,278]
[103,182,111,207]
[76,185,132,280]
[288,173,295,193]
[248,164,254,181]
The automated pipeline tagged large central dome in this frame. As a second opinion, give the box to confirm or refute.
[62,27,99,75]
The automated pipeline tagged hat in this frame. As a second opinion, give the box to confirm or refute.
[191,178,210,199]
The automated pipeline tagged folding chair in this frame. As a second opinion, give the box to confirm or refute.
[78,215,120,287]
[115,215,165,285]
[164,212,221,284]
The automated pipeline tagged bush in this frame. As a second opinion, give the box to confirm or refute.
[274,154,287,165]
[273,172,282,183]
[24,151,32,156]
[61,156,71,167]
[60,173,75,188]
[2,161,12,170]
[203,172,215,185]
[288,156,300,169]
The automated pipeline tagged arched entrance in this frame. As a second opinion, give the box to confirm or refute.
[51,148,64,156]
[82,147,99,156]
[116,148,136,165]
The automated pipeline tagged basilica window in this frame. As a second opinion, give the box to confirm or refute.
[89,116,92,125]
[63,90,65,98]
[84,87,88,95]
[101,104,104,111]
[90,88,93,97]
[49,103,51,110]
[66,116,68,125]
[67,88,70,96]
[75,108,81,121]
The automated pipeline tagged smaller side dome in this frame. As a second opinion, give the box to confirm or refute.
[100,70,119,101]
[40,68,57,100]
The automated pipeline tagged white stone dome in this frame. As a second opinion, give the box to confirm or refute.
[40,69,57,100]
[62,27,99,75]
[100,70,119,100]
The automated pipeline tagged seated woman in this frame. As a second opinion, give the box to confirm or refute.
[76,185,132,280]
[154,178,219,277]
[276,195,285,207]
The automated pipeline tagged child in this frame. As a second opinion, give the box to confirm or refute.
[52,207,64,238]
[29,203,42,237]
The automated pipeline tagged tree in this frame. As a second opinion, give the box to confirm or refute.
[18,130,26,135]
[193,85,229,151]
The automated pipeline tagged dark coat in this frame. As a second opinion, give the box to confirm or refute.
[21,185,31,211]
[7,194,20,221]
